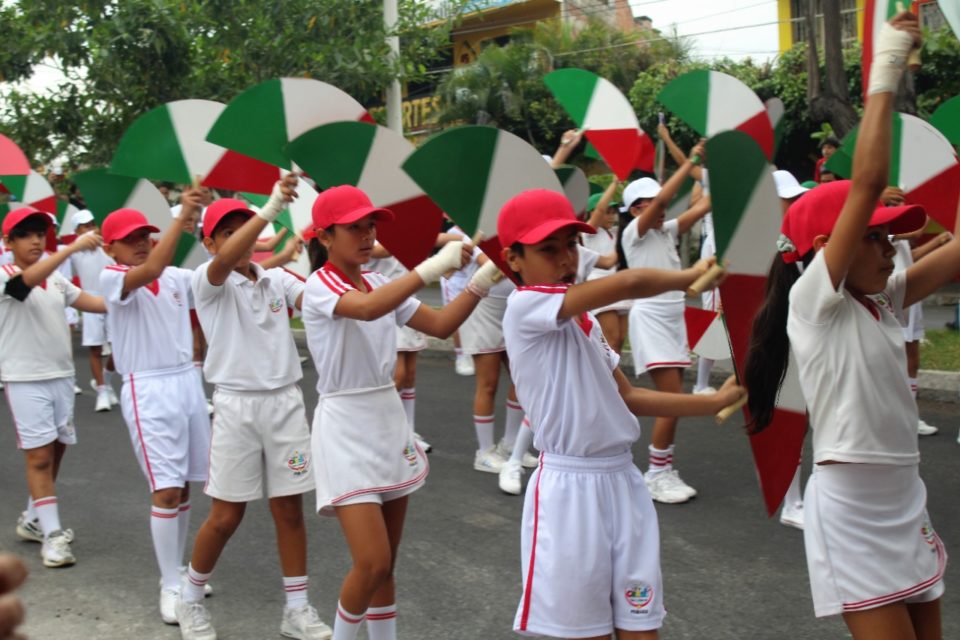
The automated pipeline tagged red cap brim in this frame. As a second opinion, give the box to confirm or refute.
[107,223,161,244]
[333,206,395,225]
[516,219,596,246]
[871,203,926,235]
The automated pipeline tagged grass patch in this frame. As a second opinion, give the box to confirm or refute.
[921,329,960,371]
[290,317,304,330]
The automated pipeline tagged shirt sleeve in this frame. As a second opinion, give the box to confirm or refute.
[50,271,81,306]
[577,245,600,281]
[883,268,908,316]
[0,265,28,302]
[280,269,306,309]
[396,296,422,327]
[512,290,567,336]
[789,250,845,325]
[663,218,680,242]
[622,218,640,246]
[100,266,136,307]
[191,262,222,305]
[305,270,346,320]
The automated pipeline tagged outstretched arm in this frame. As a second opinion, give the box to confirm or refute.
[586,180,618,229]
[658,123,703,182]
[615,368,744,417]
[121,189,201,295]
[676,194,712,235]
[634,140,704,238]
[19,232,101,288]
[550,129,584,168]
[904,199,960,308]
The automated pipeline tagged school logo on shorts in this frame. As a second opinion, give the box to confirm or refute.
[286,451,309,476]
[269,297,284,313]
[402,443,418,466]
[624,584,654,612]
[921,521,937,551]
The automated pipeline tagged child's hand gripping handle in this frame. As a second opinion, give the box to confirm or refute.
[687,263,725,296]
[443,231,483,279]
[715,375,749,424]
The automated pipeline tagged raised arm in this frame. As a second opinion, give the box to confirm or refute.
[658,123,703,182]
[20,232,101,288]
[257,235,303,271]
[550,129,584,168]
[586,180,618,229]
[676,194,712,235]
[634,140,704,238]
[903,197,960,308]
[822,12,920,290]
[122,189,201,294]
[254,227,288,252]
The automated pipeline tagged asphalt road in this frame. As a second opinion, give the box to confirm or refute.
[1,349,957,640]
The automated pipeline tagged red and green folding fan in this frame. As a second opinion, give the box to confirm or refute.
[658,70,774,161]
[206,78,374,170]
[863,1,922,101]
[286,121,444,270]
[931,95,960,146]
[824,112,960,230]
[685,307,731,362]
[554,165,590,215]
[0,135,30,175]
[401,126,564,281]
[0,171,59,215]
[110,99,281,194]
[707,130,808,517]
[544,69,649,180]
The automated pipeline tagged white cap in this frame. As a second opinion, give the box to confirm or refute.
[619,177,662,212]
[71,209,95,227]
[773,170,809,200]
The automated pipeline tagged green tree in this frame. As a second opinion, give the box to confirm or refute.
[0,0,462,166]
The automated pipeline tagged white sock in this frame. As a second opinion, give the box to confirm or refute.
[509,420,535,464]
[908,376,918,400]
[648,445,674,474]
[695,357,715,391]
[454,347,463,357]
[366,604,397,640]
[183,564,212,603]
[26,496,36,521]
[283,575,309,609]
[333,601,366,640]
[151,506,182,590]
[399,388,415,429]
[177,501,191,566]
[103,367,114,387]
[34,496,62,537]
[473,414,495,451]
[784,465,803,507]
[503,400,523,446]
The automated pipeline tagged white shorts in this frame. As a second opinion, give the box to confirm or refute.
[312,384,428,516]
[81,311,109,347]
[901,303,925,342]
[4,378,77,450]
[459,295,507,355]
[121,364,212,492]
[206,384,314,502]
[804,464,946,618]
[396,324,427,352]
[515,452,665,637]
[628,301,691,375]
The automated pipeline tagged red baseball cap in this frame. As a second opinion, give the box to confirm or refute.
[203,198,255,238]
[498,189,595,247]
[780,180,926,263]
[300,224,317,242]
[2,206,53,236]
[102,208,161,244]
[311,185,394,230]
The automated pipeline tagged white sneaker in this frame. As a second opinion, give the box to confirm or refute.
[176,597,217,640]
[161,587,180,624]
[494,438,538,469]
[473,446,507,474]
[918,419,938,436]
[17,513,74,543]
[73,384,82,395]
[414,432,432,453]
[779,501,804,530]
[644,470,692,504]
[693,386,717,395]
[280,604,332,640]
[455,354,475,376]
[41,530,76,567]
[498,460,523,495]
[95,387,112,412]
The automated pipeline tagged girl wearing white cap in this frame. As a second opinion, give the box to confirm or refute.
[745,12,957,636]
[620,140,712,505]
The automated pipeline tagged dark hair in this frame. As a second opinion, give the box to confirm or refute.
[820,136,840,149]
[743,251,811,434]
[507,242,525,284]
[308,237,328,272]
[615,208,631,270]
[209,211,249,239]
[9,215,49,239]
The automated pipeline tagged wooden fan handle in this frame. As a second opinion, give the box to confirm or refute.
[716,393,749,425]
[687,264,725,296]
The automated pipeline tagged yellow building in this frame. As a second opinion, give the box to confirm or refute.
[777,0,945,52]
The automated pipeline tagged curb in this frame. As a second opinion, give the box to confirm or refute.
[293,329,960,404]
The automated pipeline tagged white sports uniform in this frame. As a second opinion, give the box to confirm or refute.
[440,225,477,305]
[581,230,630,315]
[504,285,665,637]
[101,265,211,492]
[366,251,428,352]
[52,246,79,326]
[699,213,721,312]
[303,262,429,515]
[71,247,114,346]
[788,251,946,617]
[0,265,80,449]
[459,246,515,356]
[892,239,924,342]
[622,218,691,374]
[192,261,313,501]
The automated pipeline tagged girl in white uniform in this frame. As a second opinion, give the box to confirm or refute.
[582,182,631,354]
[439,224,477,376]
[498,189,744,639]
[620,145,712,505]
[744,14,957,637]
[0,208,105,568]
[302,185,498,640]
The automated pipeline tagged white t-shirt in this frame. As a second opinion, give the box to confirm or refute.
[0,264,80,381]
[100,265,195,375]
[575,245,600,284]
[621,217,682,304]
[303,263,420,395]
[70,247,114,295]
[787,251,917,465]
[581,228,617,280]
[192,261,304,391]
[504,286,638,458]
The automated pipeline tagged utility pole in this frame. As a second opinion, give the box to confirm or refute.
[384,0,404,134]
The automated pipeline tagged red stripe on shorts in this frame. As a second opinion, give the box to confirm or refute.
[130,374,157,492]
[519,452,545,630]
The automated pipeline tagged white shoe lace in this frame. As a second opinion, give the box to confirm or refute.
[183,602,213,631]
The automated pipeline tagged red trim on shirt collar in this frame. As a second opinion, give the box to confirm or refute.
[574,312,592,336]
[517,284,571,294]
[321,261,372,294]
[855,296,880,321]
[144,280,159,296]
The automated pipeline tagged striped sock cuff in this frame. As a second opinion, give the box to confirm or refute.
[337,601,366,624]
[151,506,179,519]
[283,576,308,592]
[187,564,212,587]
[506,399,523,411]
[33,496,58,509]
[366,604,397,621]
[178,501,191,513]
[399,388,416,400]
[473,415,494,424]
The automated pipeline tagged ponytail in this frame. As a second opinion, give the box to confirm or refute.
[308,237,328,272]
[743,252,810,434]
